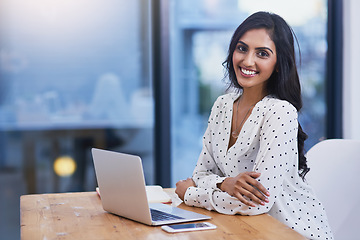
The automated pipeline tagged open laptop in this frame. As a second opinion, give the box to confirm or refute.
[91,148,211,226]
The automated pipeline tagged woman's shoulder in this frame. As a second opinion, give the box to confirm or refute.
[210,92,238,110]
[213,92,239,105]
[260,96,298,115]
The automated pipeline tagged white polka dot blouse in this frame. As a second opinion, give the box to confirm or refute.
[184,93,333,240]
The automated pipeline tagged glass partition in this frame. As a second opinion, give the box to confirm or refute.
[0,0,154,238]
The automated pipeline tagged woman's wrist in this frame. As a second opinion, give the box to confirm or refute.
[175,178,196,201]
[217,177,229,191]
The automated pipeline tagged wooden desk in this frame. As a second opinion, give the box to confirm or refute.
[20,190,306,240]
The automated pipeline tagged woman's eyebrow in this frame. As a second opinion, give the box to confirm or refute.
[237,40,274,54]
[256,47,274,54]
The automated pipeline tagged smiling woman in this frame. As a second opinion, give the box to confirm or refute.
[175,11,333,240]
[170,1,328,190]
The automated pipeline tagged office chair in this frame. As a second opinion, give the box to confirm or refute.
[306,139,360,239]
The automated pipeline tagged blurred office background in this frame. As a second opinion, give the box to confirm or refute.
[0,0,358,239]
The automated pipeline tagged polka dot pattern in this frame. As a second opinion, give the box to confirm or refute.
[184,93,333,240]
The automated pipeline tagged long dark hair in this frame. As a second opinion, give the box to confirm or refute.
[223,11,309,180]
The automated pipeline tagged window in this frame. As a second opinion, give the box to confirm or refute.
[0,1,153,238]
[0,0,335,238]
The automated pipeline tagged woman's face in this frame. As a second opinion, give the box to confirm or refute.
[232,28,277,93]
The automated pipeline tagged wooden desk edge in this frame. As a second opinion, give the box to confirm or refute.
[20,190,307,240]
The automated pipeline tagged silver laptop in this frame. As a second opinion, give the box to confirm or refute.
[91,148,211,226]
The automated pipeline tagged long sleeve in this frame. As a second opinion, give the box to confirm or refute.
[184,96,299,216]
[184,94,333,239]
[191,96,228,190]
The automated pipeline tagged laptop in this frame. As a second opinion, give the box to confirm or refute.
[91,148,211,226]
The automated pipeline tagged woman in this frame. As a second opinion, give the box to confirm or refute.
[175,12,333,239]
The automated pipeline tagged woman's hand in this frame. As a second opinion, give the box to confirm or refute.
[219,172,270,207]
[175,178,196,201]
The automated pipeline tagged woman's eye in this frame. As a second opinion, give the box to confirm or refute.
[257,51,269,58]
[237,45,247,52]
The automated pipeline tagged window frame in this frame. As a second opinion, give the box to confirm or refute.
[326,0,343,138]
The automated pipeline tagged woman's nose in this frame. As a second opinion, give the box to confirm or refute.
[242,52,255,67]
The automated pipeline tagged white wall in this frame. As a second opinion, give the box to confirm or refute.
[343,0,360,139]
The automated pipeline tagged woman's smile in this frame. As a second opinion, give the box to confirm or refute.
[240,67,259,77]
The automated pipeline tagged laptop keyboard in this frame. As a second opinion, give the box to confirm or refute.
[150,208,185,221]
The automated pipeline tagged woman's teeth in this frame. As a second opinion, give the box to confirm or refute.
[241,68,257,75]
